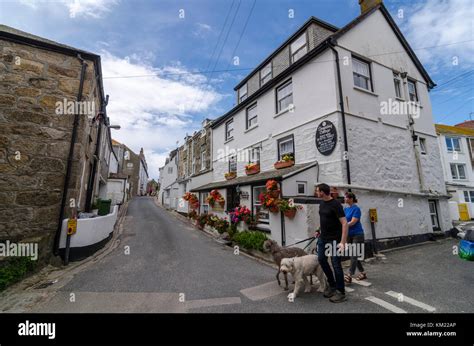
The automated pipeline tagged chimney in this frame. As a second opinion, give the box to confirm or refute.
[359,0,382,14]
[139,147,144,157]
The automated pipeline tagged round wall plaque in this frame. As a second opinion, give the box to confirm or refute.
[315,120,337,156]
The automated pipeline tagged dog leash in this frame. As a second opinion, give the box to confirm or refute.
[283,236,316,248]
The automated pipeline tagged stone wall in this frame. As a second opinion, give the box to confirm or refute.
[0,38,102,263]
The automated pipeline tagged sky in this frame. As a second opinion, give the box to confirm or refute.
[1,0,473,179]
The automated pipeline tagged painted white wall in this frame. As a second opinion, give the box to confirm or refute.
[158,155,178,206]
[59,205,118,249]
[109,151,118,174]
[106,179,126,205]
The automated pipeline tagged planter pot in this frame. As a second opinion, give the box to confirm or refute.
[225,173,236,180]
[245,165,260,175]
[269,206,279,213]
[284,209,297,219]
[268,190,280,198]
[274,160,294,170]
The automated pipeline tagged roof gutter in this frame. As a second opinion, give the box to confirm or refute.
[53,54,87,256]
[328,39,351,187]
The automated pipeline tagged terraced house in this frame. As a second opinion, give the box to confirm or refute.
[191,0,450,250]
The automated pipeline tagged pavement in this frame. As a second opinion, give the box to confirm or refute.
[1,197,472,313]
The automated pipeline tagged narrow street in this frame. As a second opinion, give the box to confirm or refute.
[24,197,472,314]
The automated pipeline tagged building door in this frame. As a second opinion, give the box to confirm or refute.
[226,187,240,211]
[428,200,440,230]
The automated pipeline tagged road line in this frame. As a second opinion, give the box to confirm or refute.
[240,281,287,301]
[345,287,354,293]
[185,297,241,310]
[385,291,436,312]
[365,296,407,313]
[351,279,372,287]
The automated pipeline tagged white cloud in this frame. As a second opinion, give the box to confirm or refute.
[102,51,223,179]
[400,0,474,71]
[18,0,119,18]
[193,22,212,38]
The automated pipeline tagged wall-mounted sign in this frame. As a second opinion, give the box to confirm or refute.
[240,191,249,200]
[315,120,337,156]
[369,208,378,223]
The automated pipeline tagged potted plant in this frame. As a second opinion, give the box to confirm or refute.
[245,162,260,175]
[183,192,199,210]
[225,171,237,180]
[207,189,224,208]
[278,199,303,219]
[258,193,280,213]
[274,154,294,169]
[265,179,280,198]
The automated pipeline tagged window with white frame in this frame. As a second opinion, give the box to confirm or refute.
[408,79,418,102]
[229,155,237,173]
[253,186,269,225]
[225,119,234,141]
[239,84,248,103]
[394,73,402,98]
[290,33,307,63]
[201,192,209,214]
[352,56,372,91]
[419,137,427,154]
[200,144,206,171]
[168,167,173,174]
[451,163,466,180]
[246,103,258,129]
[260,62,272,85]
[249,147,260,164]
[191,145,195,175]
[297,181,307,195]
[446,137,461,152]
[276,80,293,113]
[464,191,474,203]
[278,135,294,161]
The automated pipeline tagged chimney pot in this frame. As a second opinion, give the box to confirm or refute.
[359,0,382,14]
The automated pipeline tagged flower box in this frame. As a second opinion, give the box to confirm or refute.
[245,164,260,175]
[274,160,294,169]
[284,209,297,219]
[225,172,237,180]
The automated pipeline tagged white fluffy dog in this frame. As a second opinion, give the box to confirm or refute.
[280,255,327,299]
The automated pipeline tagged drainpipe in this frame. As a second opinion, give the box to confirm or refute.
[408,114,426,191]
[53,54,87,256]
[329,40,352,187]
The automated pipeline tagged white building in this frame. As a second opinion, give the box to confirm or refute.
[138,149,149,196]
[158,149,179,209]
[191,1,451,251]
[436,124,474,222]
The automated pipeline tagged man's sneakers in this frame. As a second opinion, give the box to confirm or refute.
[323,286,336,298]
[329,290,347,303]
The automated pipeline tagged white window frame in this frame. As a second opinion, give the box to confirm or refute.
[201,192,209,214]
[260,62,272,85]
[407,79,418,102]
[225,119,234,141]
[394,73,402,99]
[253,185,269,225]
[352,56,372,91]
[200,145,206,171]
[229,155,237,173]
[246,103,258,129]
[463,191,474,203]
[419,137,427,154]
[249,147,260,164]
[297,181,307,195]
[290,33,308,63]
[276,79,293,113]
[446,137,461,152]
[278,136,294,161]
[450,163,466,180]
[239,84,248,103]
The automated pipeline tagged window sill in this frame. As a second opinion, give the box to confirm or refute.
[353,86,378,97]
[224,137,234,144]
[244,124,258,133]
[274,106,294,119]
[395,97,405,101]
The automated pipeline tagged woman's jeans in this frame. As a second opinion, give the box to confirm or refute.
[317,238,345,294]
[348,234,365,275]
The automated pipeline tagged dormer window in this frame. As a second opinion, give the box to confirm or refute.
[239,84,248,103]
[260,62,272,85]
[290,33,307,63]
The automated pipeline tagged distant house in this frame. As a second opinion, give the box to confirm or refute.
[436,124,474,222]
[158,149,179,209]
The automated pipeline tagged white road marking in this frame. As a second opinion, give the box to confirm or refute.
[345,287,354,293]
[385,291,436,312]
[365,296,407,313]
[185,297,241,310]
[351,279,372,287]
[240,281,286,301]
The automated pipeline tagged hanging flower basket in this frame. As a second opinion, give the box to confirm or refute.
[269,205,280,213]
[284,209,297,219]
[245,163,260,175]
[218,198,225,207]
[225,172,236,180]
[268,190,280,199]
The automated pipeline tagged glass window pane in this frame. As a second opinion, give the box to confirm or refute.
[290,34,306,53]
[464,191,470,202]
[469,191,474,202]
[446,138,453,151]
[353,58,369,77]
[458,165,466,179]
[453,138,460,152]
[450,164,458,179]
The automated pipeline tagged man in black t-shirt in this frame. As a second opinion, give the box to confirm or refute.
[315,183,348,303]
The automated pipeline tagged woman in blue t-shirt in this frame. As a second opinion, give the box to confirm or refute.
[344,192,367,284]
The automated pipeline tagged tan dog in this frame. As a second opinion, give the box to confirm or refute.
[280,255,327,299]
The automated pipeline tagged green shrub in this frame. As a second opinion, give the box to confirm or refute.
[0,257,36,291]
[233,231,268,251]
